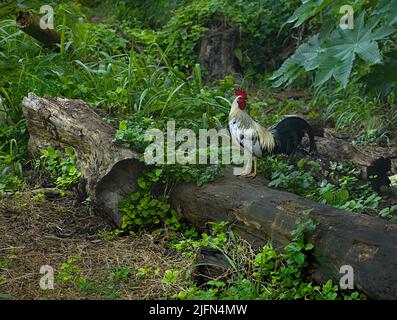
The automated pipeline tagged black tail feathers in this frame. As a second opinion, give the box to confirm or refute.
[270,116,316,155]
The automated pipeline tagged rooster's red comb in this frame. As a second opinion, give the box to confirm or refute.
[235,88,248,100]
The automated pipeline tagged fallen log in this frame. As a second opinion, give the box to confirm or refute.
[16,11,62,51]
[171,168,397,299]
[22,93,397,299]
[22,93,142,226]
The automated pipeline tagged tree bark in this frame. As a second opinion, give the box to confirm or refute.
[16,11,62,51]
[22,93,397,299]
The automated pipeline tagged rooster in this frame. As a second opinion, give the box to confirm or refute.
[228,88,315,177]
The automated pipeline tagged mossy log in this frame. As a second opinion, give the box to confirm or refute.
[22,93,397,299]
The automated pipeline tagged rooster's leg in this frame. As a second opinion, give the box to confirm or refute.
[249,159,257,178]
[239,157,252,176]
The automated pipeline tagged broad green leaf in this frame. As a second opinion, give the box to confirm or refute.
[272,10,396,88]
[355,41,381,64]
[362,50,397,95]
[333,53,355,88]
[283,0,334,29]
[314,55,338,87]
[374,0,397,25]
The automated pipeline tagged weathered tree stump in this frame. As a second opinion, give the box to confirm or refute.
[22,93,397,299]
[191,247,231,286]
[198,26,239,81]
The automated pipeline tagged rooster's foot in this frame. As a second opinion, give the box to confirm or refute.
[238,171,252,177]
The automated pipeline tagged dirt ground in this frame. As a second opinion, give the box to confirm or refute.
[0,193,191,300]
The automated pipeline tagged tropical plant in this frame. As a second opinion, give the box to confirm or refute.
[271,0,397,90]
